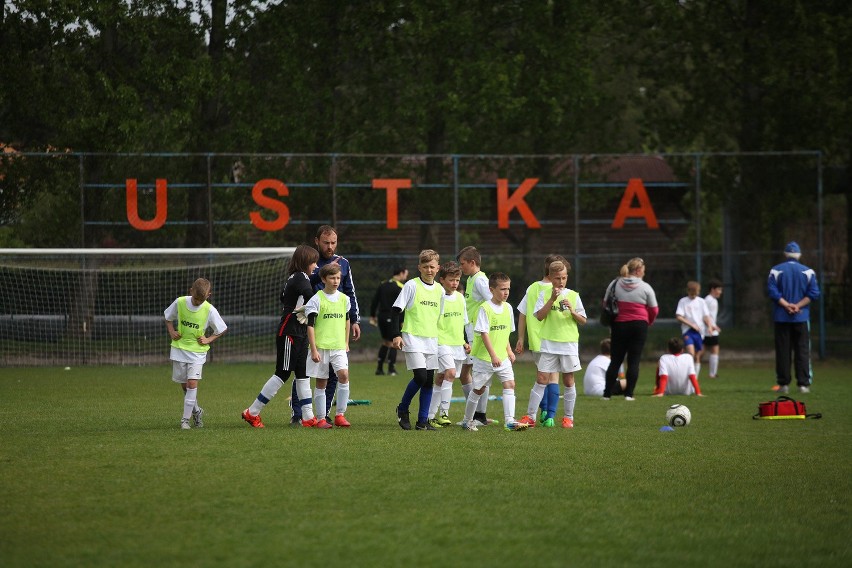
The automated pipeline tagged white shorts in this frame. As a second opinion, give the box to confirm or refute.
[171,361,204,383]
[532,351,542,366]
[538,353,582,374]
[404,351,439,371]
[471,358,514,390]
[306,349,349,379]
[437,353,464,375]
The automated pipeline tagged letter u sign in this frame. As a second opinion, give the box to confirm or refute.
[126,179,168,230]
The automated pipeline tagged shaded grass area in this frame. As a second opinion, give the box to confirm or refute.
[1,361,850,567]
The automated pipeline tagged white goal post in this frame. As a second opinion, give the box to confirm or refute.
[0,248,295,366]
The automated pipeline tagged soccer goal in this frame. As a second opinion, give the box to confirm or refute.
[0,248,295,366]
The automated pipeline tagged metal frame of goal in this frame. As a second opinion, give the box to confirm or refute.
[0,248,295,366]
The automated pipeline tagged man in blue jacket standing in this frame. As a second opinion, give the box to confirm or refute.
[767,241,820,394]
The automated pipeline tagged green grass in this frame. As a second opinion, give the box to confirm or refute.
[1,361,850,567]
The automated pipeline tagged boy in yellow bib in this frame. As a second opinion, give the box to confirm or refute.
[301,263,352,429]
[391,250,443,431]
[461,273,529,431]
[427,261,470,428]
[520,260,587,428]
[164,278,227,430]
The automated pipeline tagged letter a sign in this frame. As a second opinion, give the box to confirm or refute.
[612,178,659,229]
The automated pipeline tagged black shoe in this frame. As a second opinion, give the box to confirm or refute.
[375,368,385,375]
[388,367,397,376]
[289,415,301,427]
[415,421,437,431]
[396,405,411,430]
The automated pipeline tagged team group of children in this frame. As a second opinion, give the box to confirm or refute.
[163,244,723,431]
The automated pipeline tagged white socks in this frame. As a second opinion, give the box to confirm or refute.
[296,378,314,421]
[563,385,576,419]
[183,387,197,420]
[477,385,490,412]
[709,354,719,377]
[695,362,702,377]
[464,391,481,422]
[313,387,326,421]
[428,383,442,419]
[249,375,284,416]
[440,381,453,414]
[336,382,350,415]
[528,383,546,416]
[501,388,516,423]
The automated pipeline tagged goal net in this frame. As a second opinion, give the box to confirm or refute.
[0,248,295,366]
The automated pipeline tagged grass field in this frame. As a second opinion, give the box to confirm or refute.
[1,360,850,567]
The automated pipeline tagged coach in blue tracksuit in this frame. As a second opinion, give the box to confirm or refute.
[291,225,361,423]
[767,241,820,394]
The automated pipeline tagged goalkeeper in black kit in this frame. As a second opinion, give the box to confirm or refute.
[370,265,408,375]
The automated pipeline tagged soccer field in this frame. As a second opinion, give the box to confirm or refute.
[1,361,850,567]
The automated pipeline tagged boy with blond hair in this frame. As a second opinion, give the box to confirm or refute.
[300,263,352,429]
[427,261,470,428]
[392,250,443,431]
[164,278,227,429]
[519,260,587,428]
[462,273,529,432]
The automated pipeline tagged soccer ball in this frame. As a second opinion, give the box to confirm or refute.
[666,404,691,427]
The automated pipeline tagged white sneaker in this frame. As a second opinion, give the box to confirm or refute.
[799,386,810,393]
[192,407,204,428]
[180,419,191,430]
[625,396,635,401]
[462,420,479,431]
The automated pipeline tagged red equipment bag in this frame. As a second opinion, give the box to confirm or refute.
[753,396,822,420]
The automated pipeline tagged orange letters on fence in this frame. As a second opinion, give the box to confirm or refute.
[126,179,168,231]
[497,178,541,229]
[250,179,290,231]
[612,178,659,229]
[373,178,412,229]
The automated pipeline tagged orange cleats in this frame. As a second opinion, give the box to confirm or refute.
[562,417,574,429]
[519,415,536,427]
[316,418,333,429]
[301,417,318,428]
[334,415,351,427]
[242,409,265,428]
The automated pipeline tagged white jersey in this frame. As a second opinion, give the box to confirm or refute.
[675,295,710,336]
[705,294,719,336]
[658,353,696,395]
[164,297,228,364]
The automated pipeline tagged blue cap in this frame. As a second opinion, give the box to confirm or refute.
[784,241,801,254]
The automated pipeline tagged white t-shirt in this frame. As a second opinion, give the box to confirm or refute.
[164,297,228,364]
[583,354,609,396]
[705,294,719,336]
[533,290,586,355]
[437,291,469,360]
[658,353,697,395]
[393,278,440,354]
[464,273,493,339]
[676,295,710,336]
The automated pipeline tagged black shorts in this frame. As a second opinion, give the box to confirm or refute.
[276,333,308,379]
[703,335,720,347]
[376,314,397,342]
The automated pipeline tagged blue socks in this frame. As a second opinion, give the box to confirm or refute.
[545,383,560,419]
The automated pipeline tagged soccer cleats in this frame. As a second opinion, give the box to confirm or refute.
[519,415,536,427]
[241,408,265,428]
[427,418,443,429]
[192,407,204,428]
[316,418,333,429]
[334,414,351,427]
[396,405,412,430]
[562,417,574,429]
[541,418,555,428]
[436,413,452,427]
[415,421,437,431]
[180,418,191,430]
[504,421,530,431]
[461,420,479,432]
[301,417,318,428]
